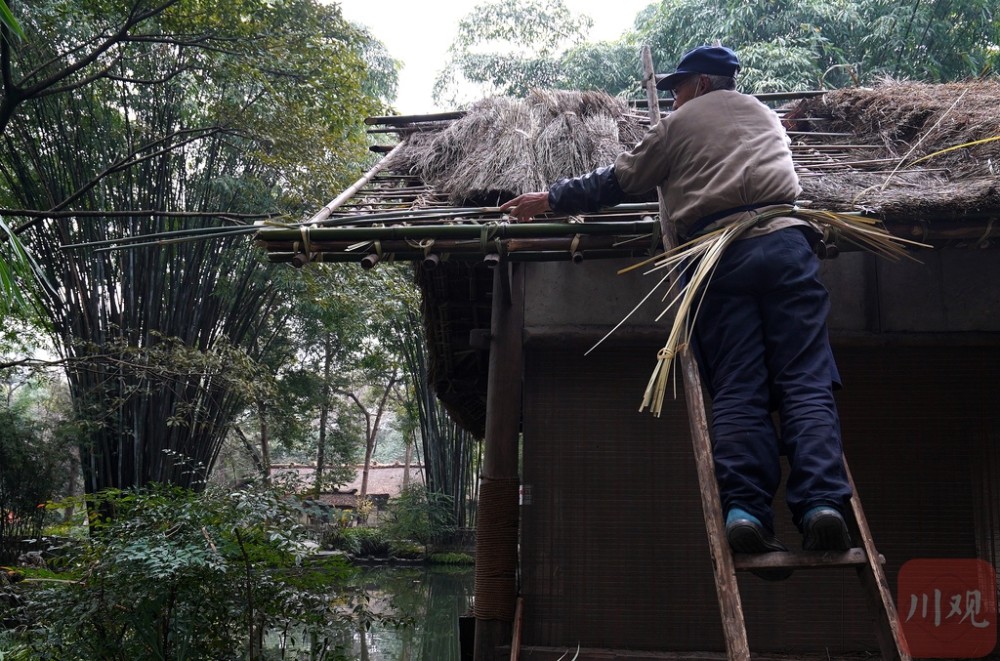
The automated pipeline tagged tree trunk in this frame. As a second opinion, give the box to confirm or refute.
[403,437,412,490]
[315,332,334,496]
[234,426,266,478]
[358,373,398,500]
[259,403,271,485]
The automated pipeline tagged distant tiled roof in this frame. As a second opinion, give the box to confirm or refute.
[320,492,359,508]
[270,462,425,498]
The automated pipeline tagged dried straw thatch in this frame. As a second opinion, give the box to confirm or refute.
[789,79,1000,218]
[385,90,644,204]
[385,81,1000,225]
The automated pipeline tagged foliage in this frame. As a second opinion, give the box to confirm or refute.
[0,0,398,495]
[635,0,1000,90]
[0,636,33,661]
[427,552,475,566]
[0,0,22,43]
[388,540,424,560]
[382,485,457,548]
[437,0,999,101]
[0,217,49,326]
[0,405,73,564]
[331,527,391,558]
[433,0,594,107]
[2,483,372,660]
[395,307,479,530]
[249,263,418,494]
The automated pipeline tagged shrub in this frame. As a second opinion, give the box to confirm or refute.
[382,485,456,548]
[388,541,425,560]
[347,527,391,558]
[2,483,373,660]
[428,552,474,565]
[322,527,392,558]
[0,406,72,565]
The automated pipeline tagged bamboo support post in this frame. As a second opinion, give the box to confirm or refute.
[641,46,751,661]
[474,263,524,661]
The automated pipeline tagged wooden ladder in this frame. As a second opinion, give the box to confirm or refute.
[637,46,911,661]
[702,453,912,661]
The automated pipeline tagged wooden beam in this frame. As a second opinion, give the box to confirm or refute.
[734,548,884,571]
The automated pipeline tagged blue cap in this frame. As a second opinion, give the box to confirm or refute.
[655,46,740,91]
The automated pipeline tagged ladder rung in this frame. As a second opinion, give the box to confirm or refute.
[734,547,885,571]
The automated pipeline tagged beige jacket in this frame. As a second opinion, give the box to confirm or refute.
[614,90,803,239]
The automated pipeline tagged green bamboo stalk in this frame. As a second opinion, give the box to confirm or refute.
[257,220,658,243]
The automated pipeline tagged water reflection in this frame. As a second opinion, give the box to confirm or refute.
[351,564,475,661]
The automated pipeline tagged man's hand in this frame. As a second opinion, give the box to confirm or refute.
[500,192,550,223]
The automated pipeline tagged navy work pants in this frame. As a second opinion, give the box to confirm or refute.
[693,227,852,533]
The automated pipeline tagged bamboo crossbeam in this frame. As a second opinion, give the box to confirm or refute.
[365,111,466,126]
[797,168,949,177]
[775,116,832,122]
[307,203,659,227]
[265,248,645,264]
[257,219,658,242]
[787,131,854,137]
[632,89,827,109]
[353,189,431,198]
[258,234,651,254]
[338,202,440,209]
[366,126,447,134]
[365,92,830,131]
[362,182,430,192]
[790,144,882,150]
[797,158,901,169]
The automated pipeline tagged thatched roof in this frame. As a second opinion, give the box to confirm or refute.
[383,90,647,205]
[376,82,1000,236]
[789,80,1000,227]
[258,81,1000,437]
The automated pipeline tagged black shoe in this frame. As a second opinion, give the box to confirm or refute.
[802,506,852,552]
[725,511,793,581]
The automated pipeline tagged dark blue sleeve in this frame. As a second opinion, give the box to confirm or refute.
[547,165,625,213]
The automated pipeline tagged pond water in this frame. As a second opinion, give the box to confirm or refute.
[349,564,475,661]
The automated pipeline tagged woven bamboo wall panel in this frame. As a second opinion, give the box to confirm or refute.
[520,343,999,654]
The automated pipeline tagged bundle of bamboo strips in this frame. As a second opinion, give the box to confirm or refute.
[609,208,931,417]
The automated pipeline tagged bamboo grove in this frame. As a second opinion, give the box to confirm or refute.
[0,0,392,493]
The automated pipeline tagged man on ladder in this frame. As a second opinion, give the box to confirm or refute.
[502,45,854,571]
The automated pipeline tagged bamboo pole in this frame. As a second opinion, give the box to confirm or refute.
[301,202,661,228]
[260,234,647,253]
[365,111,466,126]
[304,143,406,225]
[265,248,646,265]
[257,219,658,242]
[473,263,524,661]
[641,46,751,661]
